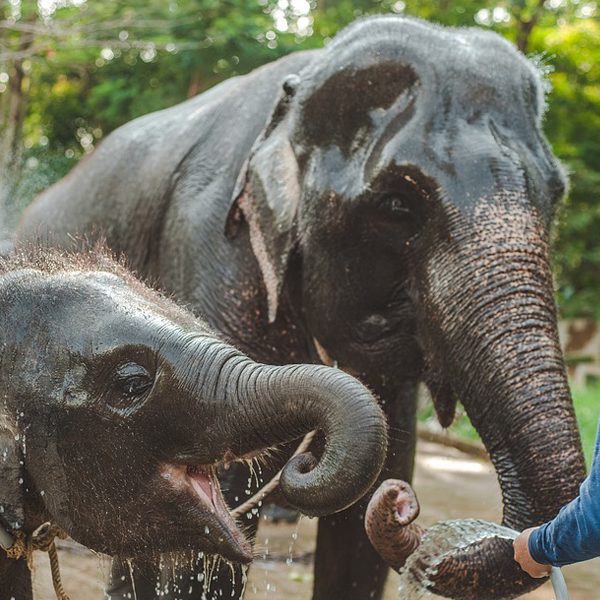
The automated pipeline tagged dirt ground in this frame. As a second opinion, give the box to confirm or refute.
[32,439,600,599]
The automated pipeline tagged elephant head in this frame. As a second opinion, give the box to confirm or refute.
[227,16,585,598]
[0,248,387,598]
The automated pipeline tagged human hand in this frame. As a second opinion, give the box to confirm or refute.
[513,528,552,578]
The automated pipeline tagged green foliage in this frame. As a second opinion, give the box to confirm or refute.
[1,0,599,320]
[571,382,600,468]
[420,383,600,469]
[538,19,600,319]
[6,0,299,152]
[6,146,78,227]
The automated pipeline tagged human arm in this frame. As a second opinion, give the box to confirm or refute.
[513,527,552,577]
[514,416,600,572]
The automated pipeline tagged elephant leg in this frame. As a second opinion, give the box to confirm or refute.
[0,557,32,600]
[312,380,418,600]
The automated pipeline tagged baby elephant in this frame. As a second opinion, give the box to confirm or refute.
[0,248,387,600]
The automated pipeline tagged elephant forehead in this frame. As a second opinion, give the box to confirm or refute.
[324,16,537,82]
[294,19,543,170]
[303,16,541,115]
[13,271,203,348]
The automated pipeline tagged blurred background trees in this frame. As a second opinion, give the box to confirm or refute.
[1,0,599,319]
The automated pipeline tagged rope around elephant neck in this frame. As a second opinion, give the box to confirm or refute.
[231,430,316,519]
[3,521,70,600]
[48,540,70,600]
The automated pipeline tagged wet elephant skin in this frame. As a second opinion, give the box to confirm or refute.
[18,15,585,600]
[0,248,386,600]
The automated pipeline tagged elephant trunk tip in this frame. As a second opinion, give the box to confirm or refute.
[279,452,322,511]
[388,481,421,526]
[365,479,424,572]
[367,479,421,526]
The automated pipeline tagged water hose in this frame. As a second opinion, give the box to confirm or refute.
[551,566,569,600]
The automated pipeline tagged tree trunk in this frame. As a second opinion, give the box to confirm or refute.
[187,71,202,98]
[515,0,546,53]
[1,57,27,172]
[0,15,36,216]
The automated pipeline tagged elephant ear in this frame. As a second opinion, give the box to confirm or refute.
[226,75,302,324]
[0,413,24,538]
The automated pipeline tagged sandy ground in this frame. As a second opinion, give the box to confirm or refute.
[32,439,600,599]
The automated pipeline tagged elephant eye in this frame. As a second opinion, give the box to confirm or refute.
[376,194,417,229]
[114,363,153,400]
[370,193,425,246]
[383,196,412,217]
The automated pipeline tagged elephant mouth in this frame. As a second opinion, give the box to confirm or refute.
[161,462,229,517]
[185,465,221,512]
[160,461,253,563]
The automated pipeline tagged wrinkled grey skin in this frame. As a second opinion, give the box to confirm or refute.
[0,250,386,600]
[18,15,585,600]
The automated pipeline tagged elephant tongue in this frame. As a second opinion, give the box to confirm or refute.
[187,467,216,509]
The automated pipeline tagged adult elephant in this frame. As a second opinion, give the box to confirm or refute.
[18,15,585,600]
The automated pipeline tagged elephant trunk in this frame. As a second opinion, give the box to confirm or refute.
[418,199,586,598]
[192,343,388,517]
[430,328,584,599]
[365,479,424,571]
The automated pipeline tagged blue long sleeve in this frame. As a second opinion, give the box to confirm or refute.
[528,417,600,566]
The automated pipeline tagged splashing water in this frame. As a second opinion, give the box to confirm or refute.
[397,519,518,600]
[125,559,138,600]
[286,518,300,567]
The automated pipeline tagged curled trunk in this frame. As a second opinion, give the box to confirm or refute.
[237,362,388,516]
[194,343,388,517]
